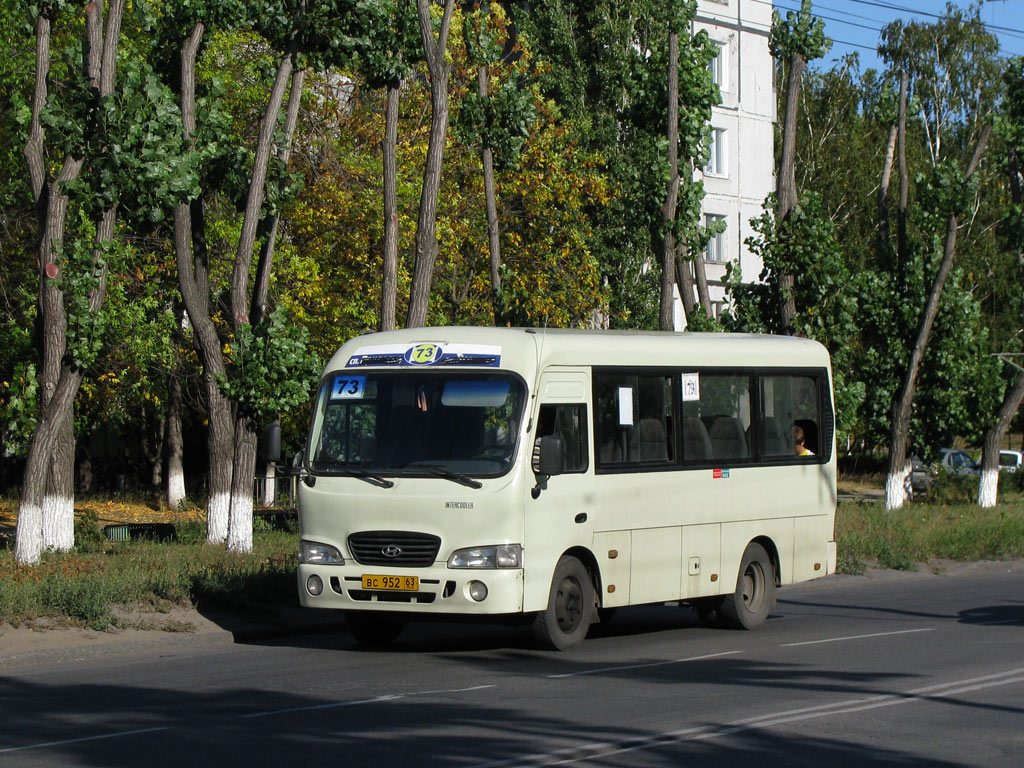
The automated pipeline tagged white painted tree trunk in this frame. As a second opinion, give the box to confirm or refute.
[977,467,999,508]
[14,501,43,565]
[261,463,276,508]
[167,467,186,512]
[885,464,909,509]
[206,489,230,543]
[42,493,74,551]
[226,494,254,553]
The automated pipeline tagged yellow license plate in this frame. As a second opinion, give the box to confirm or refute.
[361,574,419,591]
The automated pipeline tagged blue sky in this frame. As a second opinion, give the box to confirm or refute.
[771,0,1024,71]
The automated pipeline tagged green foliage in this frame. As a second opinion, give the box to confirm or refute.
[511,0,717,328]
[42,55,200,226]
[1,363,38,458]
[218,305,322,423]
[770,0,831,62]
[455,5,536,169]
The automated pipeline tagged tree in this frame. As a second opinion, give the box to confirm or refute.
[978,56,1024,507]
[457,3,534,326]
[15,1,201,563]
[358,0,420,332]
[406,0,456,328]
[769,0,830,334]
[878,2,1000,508]
[160,3,360,551]
[511,0,716,330]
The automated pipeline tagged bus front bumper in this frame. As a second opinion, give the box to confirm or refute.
[296,564,524,615]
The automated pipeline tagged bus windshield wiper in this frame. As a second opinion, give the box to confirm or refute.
[407,464,483,489]
[321,465,394,488]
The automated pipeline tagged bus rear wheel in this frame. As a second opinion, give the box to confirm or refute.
[719,543,775,630]
[345,611,404,647]
[532,555,594,651]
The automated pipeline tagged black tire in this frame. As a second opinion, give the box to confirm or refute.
[718,543,775,630]
[532,555,594,650]
[345,611,404,646]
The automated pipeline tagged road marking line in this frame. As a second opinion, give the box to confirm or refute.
[0,727,170,754]
[240,684,496,719]
[546,651,743,679]
[781,627,935,647]
[470,668,1024,767]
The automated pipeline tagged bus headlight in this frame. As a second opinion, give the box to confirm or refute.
[299,540,345,565]
[448,544,522,569]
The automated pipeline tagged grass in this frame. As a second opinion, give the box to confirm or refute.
[836,492,1024,575]
[0,515,299,632]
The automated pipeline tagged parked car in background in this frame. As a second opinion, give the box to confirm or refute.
[906,455,932,499]
[999,450,1024,473]
[937,448,980,476]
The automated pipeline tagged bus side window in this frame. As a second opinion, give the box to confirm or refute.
[536,404,589,473]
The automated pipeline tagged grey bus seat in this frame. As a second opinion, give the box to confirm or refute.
[637,418,668,461]
[683,417,712,461]
[709,416,749,460]
[761,416,790,456]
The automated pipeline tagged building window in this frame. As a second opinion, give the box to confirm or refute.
[704,213,726,263]
[705,127,726,176]
[709,42,726,92]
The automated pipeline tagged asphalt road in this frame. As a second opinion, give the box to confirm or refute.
[2,563,1023,767]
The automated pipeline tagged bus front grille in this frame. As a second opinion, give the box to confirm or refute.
[348,530,441,567]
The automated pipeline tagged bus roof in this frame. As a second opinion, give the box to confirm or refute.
[325,327,831,376]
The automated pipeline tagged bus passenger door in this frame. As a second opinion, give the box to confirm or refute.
[523,372,595,613]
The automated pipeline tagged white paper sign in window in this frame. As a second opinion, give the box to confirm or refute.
[681,373,700,402]
[617,387,634,426]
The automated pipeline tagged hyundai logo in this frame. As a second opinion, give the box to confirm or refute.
[381,545,403,558]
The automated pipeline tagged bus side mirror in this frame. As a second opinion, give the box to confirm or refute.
[536,434,566,477]
[260,422,281,464]
[532,434,564,499]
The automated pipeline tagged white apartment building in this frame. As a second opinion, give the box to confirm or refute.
[675,0,775,329]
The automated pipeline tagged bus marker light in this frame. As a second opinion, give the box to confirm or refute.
[469,581,488,601]
[710,574,718,582]
[608,550,618,559]
[607,585,616,593]
[306,575,324,596]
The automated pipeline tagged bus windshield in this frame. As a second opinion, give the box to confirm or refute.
[307,371,526,479]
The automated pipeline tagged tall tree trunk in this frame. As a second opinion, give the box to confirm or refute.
[674,246,696,322]
[877,122,897,249]
[167,368,186,511]
[173,21,231,541]
[694,253,713,316]
[885,127,990,509]
[477,64,504,326]
[896,71,910,281]
[380,80,400,332]
[776,51,806,334]
[407,0,455,328]
[659,31,679,332]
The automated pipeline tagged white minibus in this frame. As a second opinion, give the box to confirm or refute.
[296,327,837,649]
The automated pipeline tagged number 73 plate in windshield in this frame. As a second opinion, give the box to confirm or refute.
[362,574,419,591]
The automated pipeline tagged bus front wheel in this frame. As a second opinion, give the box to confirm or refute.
[532,555,594,651]
[719,543,775,630]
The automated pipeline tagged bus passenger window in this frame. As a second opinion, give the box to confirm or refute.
[536,404,589,473]
[595,373,673,468]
